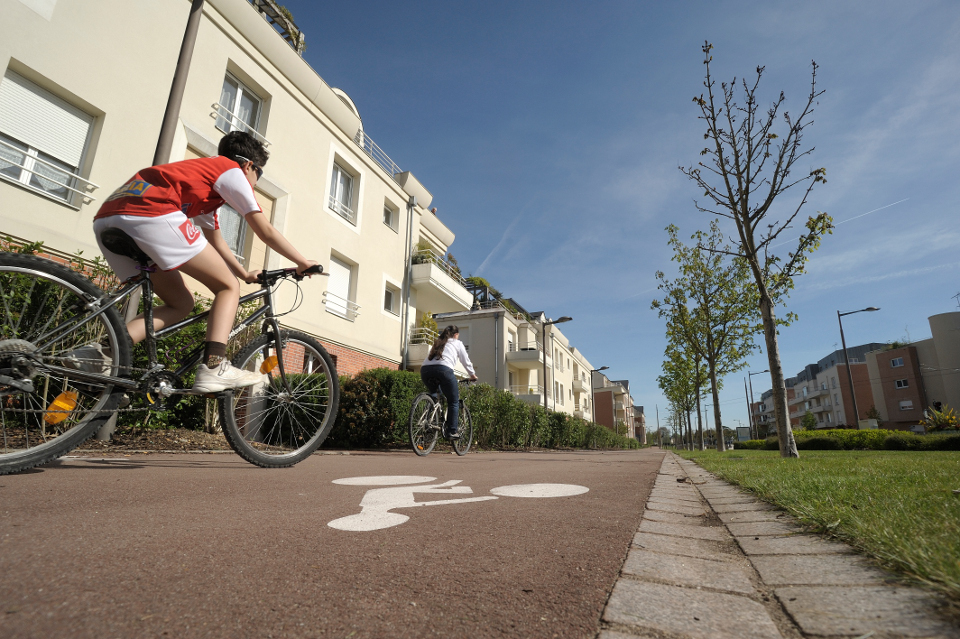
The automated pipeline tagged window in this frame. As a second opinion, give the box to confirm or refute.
[895,379,909,389]
[218,204,247,264]
[559,384,564,405]
[802,386,808,397]
[899,400,914,411]
[826,413,831,423]
[849,357,859,363]
[0,70,95,204]
[890,357,904,368]
[324,255,359,320]
[832,377,837,388]
[383,282,400,316]
[383,200,399,231]
[329,163,356,223]
[216,73,264,139]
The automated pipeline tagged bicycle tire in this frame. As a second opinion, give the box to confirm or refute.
[453,402,473,456]
[0,252,131,475]
[220,330,340,468]
[409,392,438,456]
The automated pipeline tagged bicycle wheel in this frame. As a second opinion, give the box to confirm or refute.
[409,392,439,456]
[220,330,340,468]
[453,402,473,456]
[0,252,130,475]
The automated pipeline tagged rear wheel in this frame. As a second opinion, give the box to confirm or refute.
[220,330,339,468]
[453,402,473,456]
[0,252,130,475]
[409,393,438,456]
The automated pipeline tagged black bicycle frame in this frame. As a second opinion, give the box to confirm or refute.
[33,267,289,393]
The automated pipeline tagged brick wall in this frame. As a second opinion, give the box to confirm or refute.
[317,340,399,377]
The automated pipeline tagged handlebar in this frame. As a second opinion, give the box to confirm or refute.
[257,264,324,286]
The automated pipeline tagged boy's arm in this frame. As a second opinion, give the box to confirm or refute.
[202,227,259,283]
[244,211,317,274]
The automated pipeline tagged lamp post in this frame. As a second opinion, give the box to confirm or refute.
[590,366,609,423]
[837,307,879,426]
[541,316,572,409]
[747,369,769,439]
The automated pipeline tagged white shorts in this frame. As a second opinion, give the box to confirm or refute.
[94,211,209,280]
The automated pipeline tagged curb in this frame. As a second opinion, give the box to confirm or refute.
[598,452,959,639]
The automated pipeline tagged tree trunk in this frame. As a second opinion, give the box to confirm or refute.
[760,296,799,458]
[695,358,705,451]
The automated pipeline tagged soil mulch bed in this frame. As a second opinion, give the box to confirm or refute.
[77,427,233,453]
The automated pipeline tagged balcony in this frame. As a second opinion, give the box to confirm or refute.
[572,377,589,394]
[328,194,356,225]
[322,291,360,321]
[410,249,472,313]
[788,388,828,406]
[510,385,545,406]
[506,341,545,369]
[407,327,469,376]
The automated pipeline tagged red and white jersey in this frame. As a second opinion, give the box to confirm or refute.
[95,155,261,230]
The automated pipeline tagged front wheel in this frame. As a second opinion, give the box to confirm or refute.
[453,402,473,456]
[220,330,339,468]
[409,393,438,456]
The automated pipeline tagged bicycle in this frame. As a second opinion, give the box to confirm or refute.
[409,379,474,457]
[0,229,339,475]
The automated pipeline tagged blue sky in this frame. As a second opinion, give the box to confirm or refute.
[279,0,960,431]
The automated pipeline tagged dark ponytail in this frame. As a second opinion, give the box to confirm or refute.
[428,325,459,361]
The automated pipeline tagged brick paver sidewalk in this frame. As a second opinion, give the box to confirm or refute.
[598,453,958,639]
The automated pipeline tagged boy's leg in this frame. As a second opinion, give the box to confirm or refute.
[176,243,240,350]
[125,270,195,344]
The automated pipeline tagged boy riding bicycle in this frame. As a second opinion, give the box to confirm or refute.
[91,131,317,393]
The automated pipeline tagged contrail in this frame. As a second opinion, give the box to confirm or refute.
[771,198,907,248]
[475,197,538,275]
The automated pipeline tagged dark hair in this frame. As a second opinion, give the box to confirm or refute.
[428,325,459,361]
[218,131,269,168]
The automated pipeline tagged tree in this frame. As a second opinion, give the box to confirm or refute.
[801,411,817,431]
[653,221,759,451]
[657,341,707,450]
[681,43,834,458]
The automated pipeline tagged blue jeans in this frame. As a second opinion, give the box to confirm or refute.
[421,365,459,434]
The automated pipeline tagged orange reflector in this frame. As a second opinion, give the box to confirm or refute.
[260,356,278,374]
[44,391,78,425]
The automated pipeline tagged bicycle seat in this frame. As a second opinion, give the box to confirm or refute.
[99,228,150,265]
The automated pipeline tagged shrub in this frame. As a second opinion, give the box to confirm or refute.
[748,428,960,452]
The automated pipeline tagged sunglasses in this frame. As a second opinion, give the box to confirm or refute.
[235,155,263,180]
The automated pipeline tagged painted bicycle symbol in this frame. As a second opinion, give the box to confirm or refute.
[327,475,589,531]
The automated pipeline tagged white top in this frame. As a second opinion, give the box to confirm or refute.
[421,338,475,376]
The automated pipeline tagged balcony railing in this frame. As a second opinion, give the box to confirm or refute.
[409,327,438,345]
[508,341,542,353]
[0,138,99,200]
[412,248,465,286]
[211,103,272,146]
[354,129,401,180]
[322,291,360,321]
[328,194,357,224]
[510,385,544,396]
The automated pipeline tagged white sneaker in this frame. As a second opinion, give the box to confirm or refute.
[192,360,266,393]
[61,343,109,374]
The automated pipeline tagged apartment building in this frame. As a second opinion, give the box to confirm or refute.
[633,406,647,444]
[0,0,473,375]
[592,372,635,436]
[865,311,960,430]
[426,285,600,420]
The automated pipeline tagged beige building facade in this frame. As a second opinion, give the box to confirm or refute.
[0,0,473,375]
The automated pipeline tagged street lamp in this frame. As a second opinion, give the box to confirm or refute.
[837,307,880,426]
[590,366,609,423]
[542,316,572,409]
[747,369,769,439]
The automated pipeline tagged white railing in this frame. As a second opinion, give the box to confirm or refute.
[510,385,544,396]
[328,194,357,224]
[409,326,438,345]
[322,291,360,321]
[0,138,99,200]
[508,341,542,353]
[411,248,465,286]
[354,130,401,180]
[471,297,527,322]
[212,103,272,145]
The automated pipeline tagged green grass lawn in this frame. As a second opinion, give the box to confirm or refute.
[677,449,960,600]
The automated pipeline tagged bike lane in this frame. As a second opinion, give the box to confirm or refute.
[0,448,663,638]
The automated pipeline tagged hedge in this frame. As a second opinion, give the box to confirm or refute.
[327,368,640,450]
[734,428,960,451]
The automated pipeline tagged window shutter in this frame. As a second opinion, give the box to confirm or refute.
[326,257,351,316]
[0,72,93,167]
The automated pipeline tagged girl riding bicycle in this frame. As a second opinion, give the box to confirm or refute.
[420,325,477,439]
[92,131,318,393]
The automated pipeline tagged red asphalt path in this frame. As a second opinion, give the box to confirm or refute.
[0,448,663,638]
